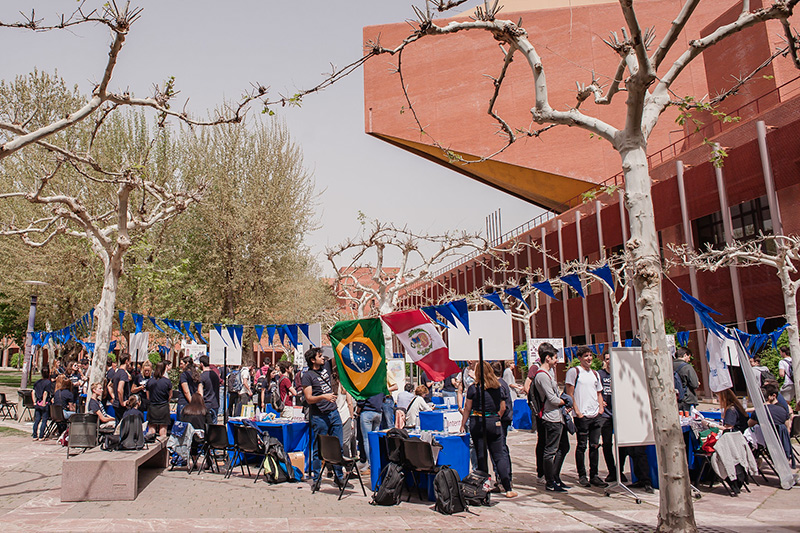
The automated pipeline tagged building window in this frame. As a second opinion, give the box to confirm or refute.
[694,211,725,250]
[731,195,772,240]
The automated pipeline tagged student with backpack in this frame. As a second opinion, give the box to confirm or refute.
[533,343,570,492]
[276,361,296,417]
[565,346,607,488]
[673,347,700,412]
[778,346,796,404]
[226,365,243,417]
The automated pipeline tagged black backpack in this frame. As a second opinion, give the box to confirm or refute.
[370,462,405,506]
[460,470,491,506]
[262,436,293,483]
[433,465,468,514]
[759,367,778,386]
[270,380,284,412]
[119,413,145,450]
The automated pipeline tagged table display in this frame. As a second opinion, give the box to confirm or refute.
[226,419,310,467]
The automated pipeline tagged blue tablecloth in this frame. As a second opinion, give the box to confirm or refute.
[431,396,444,405]
[368,431,470,500]
[636,425,699,490]
[226,419,310,467]
[699,410,722,421]
[512,398,532,430]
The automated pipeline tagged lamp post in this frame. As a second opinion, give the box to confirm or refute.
[20,281,48,389]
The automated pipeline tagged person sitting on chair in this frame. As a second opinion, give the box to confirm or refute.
[53,375,76,420]
[88,382,116,431]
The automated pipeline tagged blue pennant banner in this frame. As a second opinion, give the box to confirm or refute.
[756,316,765,333]
[131,313,144,334]
[266,325,276,346]
[589,264,615,291]
[503,286,530,310]
[286,324,299,349]
[118,310,125,328]
[533,280,559,300]
[254,325,264,342]
[298,323,311,344]
[183,321,196,343]
[560,274,585,298]
[481,292,506,313]
[194,322,207,344]
[421,307,449,328]
[435,304,459,327]
[149,317,166,334]
[448,299,470,333]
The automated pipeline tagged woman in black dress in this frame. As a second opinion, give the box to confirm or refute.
[146,361,172,437]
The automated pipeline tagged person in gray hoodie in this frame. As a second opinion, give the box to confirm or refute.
[533,342,570,492]
[673,347,700,411]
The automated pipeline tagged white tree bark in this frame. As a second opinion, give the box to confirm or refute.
[775,259,800,402]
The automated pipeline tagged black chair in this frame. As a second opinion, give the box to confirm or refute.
[312,434,366,500]
[202,424,233,475]
[0,392,17,420]
[791,416,800,447]
[17,389,35,422]
[228,425,266,481]
[402,438,439,501]
[45,403,68,439]
[67,413,99,457]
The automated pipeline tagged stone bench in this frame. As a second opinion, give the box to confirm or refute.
[61,436,169,502]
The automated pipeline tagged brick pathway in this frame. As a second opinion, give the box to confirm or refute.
[1,424,799,532]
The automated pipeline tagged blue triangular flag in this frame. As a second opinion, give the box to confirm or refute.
[298,324,311,344]
[560,274,585,298]
[131,313,144,334]
[589,265,615,291]
[183,321,196,342]
[598,343,605,355]
[233,325,243,347]
[448,299,470,333]
[194,322,207,344]
[108,340,116,353]
[612,341,619,348]
[533,280,559,300]
[435,304,459,327]
[481,292,506,313]
[226,325,237,345]
[118,310,125,328]
[286,324,299,349]
[254,325,264,342]
[503,286,531,310]
[149,317,166,334]
[90,308,95,327]
[278,325,288,346]
[421,307,449,328]
[266,325,276,346]
[756,317,765,333]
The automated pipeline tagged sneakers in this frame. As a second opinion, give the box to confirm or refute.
[536,475,546,485]
[505,490,519,498]
[590,476,609,488]
[579,476,591,487]
[556,479,571,490]
[546,482,567,492]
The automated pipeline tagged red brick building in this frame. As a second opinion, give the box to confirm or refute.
[363,0,800,393]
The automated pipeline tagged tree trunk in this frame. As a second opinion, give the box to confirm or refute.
[777,263,800,404]
[88,256,123,394]
[611,299,622,346]
[621,143,697,532]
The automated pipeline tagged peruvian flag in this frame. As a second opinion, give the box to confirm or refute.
[381,309,460,381]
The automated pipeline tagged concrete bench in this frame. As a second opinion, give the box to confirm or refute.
[61,436,168,502]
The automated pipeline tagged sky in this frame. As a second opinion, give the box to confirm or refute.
[0,1,543,275]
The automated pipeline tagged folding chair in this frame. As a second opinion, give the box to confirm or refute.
[17,390,35,422]
[402,438,440,501]
[67,413,98,457]
[313,434,366,500]
[0,393,17,420]
[44,404,67,439]
[228,425,266,480]
[201,424,233,475]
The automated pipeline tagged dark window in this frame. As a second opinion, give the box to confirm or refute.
[731,195,772,240]
[571,335,587,347]
[694,211,725,250]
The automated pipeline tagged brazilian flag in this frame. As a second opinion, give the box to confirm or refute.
[329,318,388,401]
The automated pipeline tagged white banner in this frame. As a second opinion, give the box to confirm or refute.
[129,332,150,363]
[209,328,242,366]
[705,331,733,393]
[447,310,514,361]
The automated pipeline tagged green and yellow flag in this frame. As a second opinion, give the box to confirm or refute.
[329,318,388,401]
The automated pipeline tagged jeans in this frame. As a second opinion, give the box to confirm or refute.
[470,416,512,492]
[176,403,185,421]
[542,420,570,484]
[619,445,651,484]
[380,396,395,429]
[360,410,382,465]
[33,406,48,438]
[310,409,344,481]
[600,415,616,476]
[207,407,219,424]
[535,416,545,478]
[574,414,603,479]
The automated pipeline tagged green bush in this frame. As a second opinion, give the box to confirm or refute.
[168,368,180,391]
[148,351,161,365]
[10,352,22,368]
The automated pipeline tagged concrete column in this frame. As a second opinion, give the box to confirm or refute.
[558,220,571,343]
[677,160,710,396]
[713,149,747,330]
[575,210,591,343]
[619,191,638,337]
[756,120,783,235]
[542,227,553,338]
[596,200,613,342]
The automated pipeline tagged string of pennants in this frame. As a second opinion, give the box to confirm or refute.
[29,307,314,354]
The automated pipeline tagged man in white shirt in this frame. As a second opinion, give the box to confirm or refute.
[778,346,795,404]
[565,346,606,488]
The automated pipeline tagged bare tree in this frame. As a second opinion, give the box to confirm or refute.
[327,218,485,349]
[366,1,800,529]
[672,235,800,405]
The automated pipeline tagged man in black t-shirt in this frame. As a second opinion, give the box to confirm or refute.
[302,347,345,487]
[112,354,132,423]
[199,356,220,422]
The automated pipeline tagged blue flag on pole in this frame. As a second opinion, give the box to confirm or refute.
[481,292,506,313]
[560,274,585,298]
[533,280,559,300]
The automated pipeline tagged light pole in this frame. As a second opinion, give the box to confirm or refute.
[20,281,48,389]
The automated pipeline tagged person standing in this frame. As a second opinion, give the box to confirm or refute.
[239,363,253,408]
[778,346,795,405]
[597,351,625,482]
[358,392,383,469]
[441,371,459,405]
[277,360,296,418]
[523,353,546,484]
[146,361,172,437]
[673,347,699,412]
[177,356,201,421]
[112,354,132,423]
[302,347,346,488]
[459,361,517,498]
[502,361,522,402]
[381,368,399,429]
[565,347,607,488]
[199,356,220,423]
[534,343,569,492]
[32,367,52,440]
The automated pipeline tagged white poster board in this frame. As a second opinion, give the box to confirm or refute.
[529,338,565,364]
[209,328,242,366]
[183,342,207,362]
[129,332,150,363]
[610,347,655,446]
[293,344,305,368]
[447,310,514,361]
[299,323,322,348]
[666,335,676,358]
[387,358,406,398]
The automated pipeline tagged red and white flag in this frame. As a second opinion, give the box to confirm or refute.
[381,309,459,381]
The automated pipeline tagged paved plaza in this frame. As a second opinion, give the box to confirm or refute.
[1,408,799,533]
